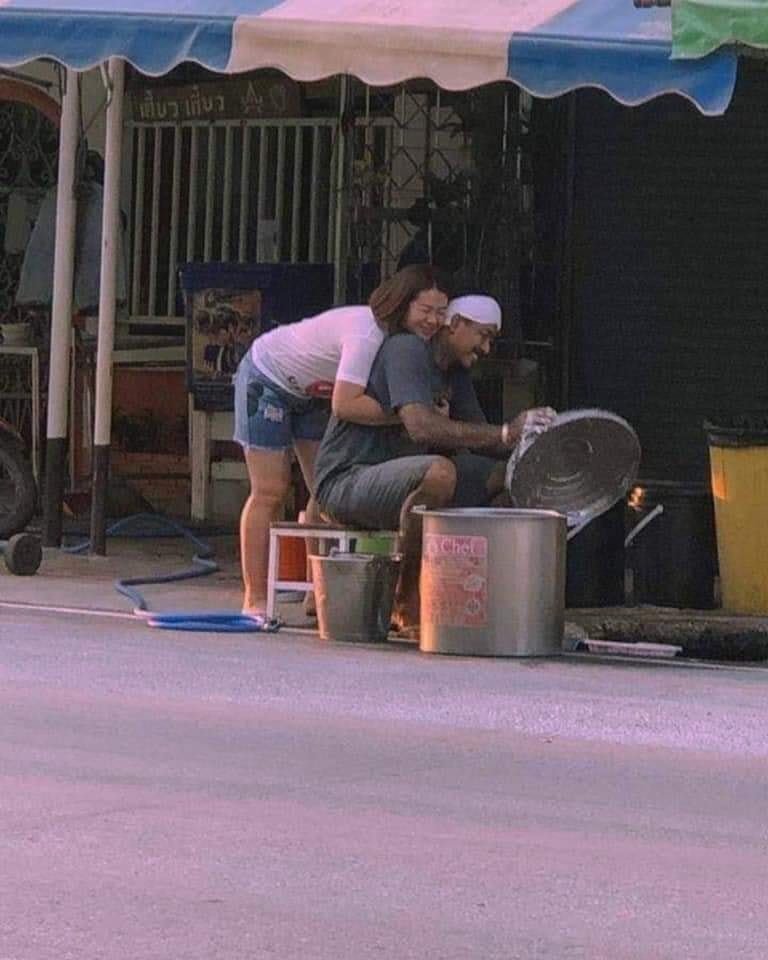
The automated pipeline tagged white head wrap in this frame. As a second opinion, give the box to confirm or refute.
[446,295,502,330]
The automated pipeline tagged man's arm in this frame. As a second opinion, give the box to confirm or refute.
[399,404,556,453]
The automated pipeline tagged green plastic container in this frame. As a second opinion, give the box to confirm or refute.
[354,534,396,556]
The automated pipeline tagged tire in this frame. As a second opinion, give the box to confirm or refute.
[0,438,36,538]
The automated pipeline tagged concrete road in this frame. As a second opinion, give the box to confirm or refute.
[2,609,768,960]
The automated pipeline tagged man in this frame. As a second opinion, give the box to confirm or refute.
[314,295,556,630]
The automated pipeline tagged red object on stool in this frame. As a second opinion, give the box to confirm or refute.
[278,535,307,581]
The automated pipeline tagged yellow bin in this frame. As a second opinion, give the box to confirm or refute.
[707,417,768,614]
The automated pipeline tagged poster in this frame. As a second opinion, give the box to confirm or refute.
[421,534,488,628]
[187,287,262,386]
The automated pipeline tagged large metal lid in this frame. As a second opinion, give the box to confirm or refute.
[505,408,641,527]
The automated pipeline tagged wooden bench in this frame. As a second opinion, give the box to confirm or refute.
[266,521,397,619]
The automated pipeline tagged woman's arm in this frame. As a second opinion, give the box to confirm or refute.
[331,380,399,425]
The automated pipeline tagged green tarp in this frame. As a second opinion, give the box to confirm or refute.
[673,0,768,58]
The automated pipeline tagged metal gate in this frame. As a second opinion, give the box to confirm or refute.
[126,117,339,321]
[348,83,472,283]
[0,99,58,316]
[126,79,531,328]
[0,98,57,469]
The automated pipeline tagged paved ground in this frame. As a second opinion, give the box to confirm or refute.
[4,532,768,661]
[2,564,768,959]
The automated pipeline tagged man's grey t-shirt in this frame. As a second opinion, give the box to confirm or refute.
[315,332,485,498]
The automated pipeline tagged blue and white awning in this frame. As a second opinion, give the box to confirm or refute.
[0,0,738,115]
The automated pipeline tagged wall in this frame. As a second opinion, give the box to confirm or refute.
[567,63,768,481]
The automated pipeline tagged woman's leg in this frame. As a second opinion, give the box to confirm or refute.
[240,447,292,614]
[293,438,322,615]
[293,438,321,508]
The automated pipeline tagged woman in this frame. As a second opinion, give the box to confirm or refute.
[233,264,451,616]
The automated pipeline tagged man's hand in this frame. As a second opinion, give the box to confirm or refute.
[512,406,557,440]
[399,404,557,453]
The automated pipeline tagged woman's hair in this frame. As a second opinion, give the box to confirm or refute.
[368,264,451,335]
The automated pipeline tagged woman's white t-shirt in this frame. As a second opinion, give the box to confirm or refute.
[250,305,384,399]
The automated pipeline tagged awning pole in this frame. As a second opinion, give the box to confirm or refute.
[42,68,79,547]
[559,94,577,411]
[333,75,349,304]
[90,58,125,556]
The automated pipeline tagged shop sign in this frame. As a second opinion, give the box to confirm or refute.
[130,75,302,123]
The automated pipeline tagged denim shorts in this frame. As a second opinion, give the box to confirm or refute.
[233,352,330,451]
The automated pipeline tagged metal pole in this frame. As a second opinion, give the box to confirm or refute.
[237,126,251,261]
[559,94,577,410]
[43,68,80,547]
[90,58,125,555]
[333,76,349,304]
[290,126,304,263]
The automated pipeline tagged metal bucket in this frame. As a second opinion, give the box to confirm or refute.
[309,552,401,643]
[625,481,716,609]
[419,508,566,657]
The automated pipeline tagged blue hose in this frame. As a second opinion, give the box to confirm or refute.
[65,513,280,633]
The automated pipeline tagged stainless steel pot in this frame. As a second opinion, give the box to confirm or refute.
[419,508,566,657]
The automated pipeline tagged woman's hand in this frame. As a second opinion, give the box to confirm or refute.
[332,380,400,426]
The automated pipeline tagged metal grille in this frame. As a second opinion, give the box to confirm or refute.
[0,100,59,316]
[127,118,339,321]
[349,83,471,282]
[126,81,531,322]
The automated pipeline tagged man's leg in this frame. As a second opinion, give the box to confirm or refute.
[392,457,456,631]
[317,455,456,633]
[487,460,507,504]
[449,452,506,507]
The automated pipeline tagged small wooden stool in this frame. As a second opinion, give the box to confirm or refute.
[266,521,397,619]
